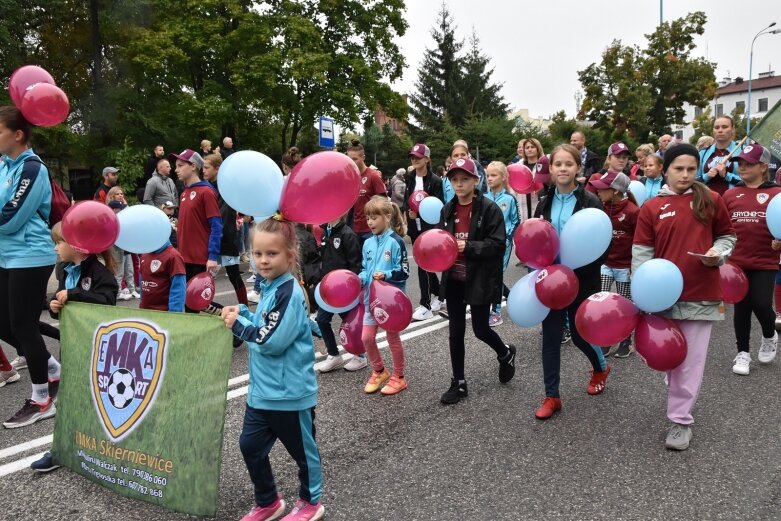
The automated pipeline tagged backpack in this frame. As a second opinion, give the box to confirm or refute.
[25,155,71,228]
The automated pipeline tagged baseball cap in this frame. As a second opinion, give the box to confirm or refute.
[736,144,771,165]
[108,201,127,210]
[102,166,119,176]
[169,149,204,170]
[408,143,431,159]
[534,156,550,185]
[446,157,479,178]
[589,171,630,193]
[607,142,630,156]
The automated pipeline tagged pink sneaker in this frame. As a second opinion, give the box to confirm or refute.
[280,499,325,520]
[240,496,286,521]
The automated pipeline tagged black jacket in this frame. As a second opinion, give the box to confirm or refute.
[534,184,606,296]
[403,170,444,238]
[296,225,321,287]
[440,192,506,305]
[319,222,362,278]
[582,149,602,180]
[50,255,119,318]
[214,181,238,257]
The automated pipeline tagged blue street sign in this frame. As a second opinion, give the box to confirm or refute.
[319,117,335,148]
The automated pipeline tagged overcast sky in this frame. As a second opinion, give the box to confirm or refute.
[392,0,781,119]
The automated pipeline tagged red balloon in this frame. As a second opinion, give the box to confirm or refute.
[61,201,119,254]
[368,281,413,332]
[719,262,749,304]
[339,296,365,355]
[534,264,579,309]
[508,163,534,194]
[278,151,361,225]
[20,83,69,127]
[575,292,640,346]
[412,229,458,272]
[513,218,560,269]
[409,190,428,213]
[634,314,687,371]
[320,269,361,309]
[185,272,216,311]
[8,65,56,108]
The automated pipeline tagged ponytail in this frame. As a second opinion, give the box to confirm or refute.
[690,181,716,225]
[389,201,407,236]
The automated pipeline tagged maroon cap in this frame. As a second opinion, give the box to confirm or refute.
[736,144,771,165]
[534,155,550,184]
[446,157,478,178]
[590,171,630,192]
[408,143,431,159]
[169,149,204,170]
[607,142,630,156]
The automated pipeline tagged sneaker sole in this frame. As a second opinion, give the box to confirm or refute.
[732,367,750,375]
[0,373,21,387]
[343,363,368,372]
[758,356,777,364]
[3,404,57,429]
[381,384,407,396]
[316,362,346,373]
[32,464,62,474]
[11,363,27,371]
[615,348,634,358]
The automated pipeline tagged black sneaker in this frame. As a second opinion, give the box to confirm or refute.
[232,336,244,349]
[3,399,56,429]
[31,451,61,473]
[440,379,468,404]
[561,328,571,344]
[438,308,449,320]
[48,379,60,402]
[615,339,634,358]
[498,345,517,384]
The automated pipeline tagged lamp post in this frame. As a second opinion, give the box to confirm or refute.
[747,22,781,136]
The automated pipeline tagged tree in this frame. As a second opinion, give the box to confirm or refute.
[460,29,509,122]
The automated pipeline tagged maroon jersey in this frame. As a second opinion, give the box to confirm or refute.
[634,191,734,302]
[450,202,472,281]
[702,148,732,195]
[139,245,186,311]
[722,184,781,271]
[604,198,639,269]
[352,168,387,234]
[177,181,221,264]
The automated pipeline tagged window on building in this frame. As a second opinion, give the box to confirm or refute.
[694,106,703,117]
[759,98,768,112]
[716,104,723,116]
[735,101,745,114]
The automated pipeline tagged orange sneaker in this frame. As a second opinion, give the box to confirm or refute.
[534,396,562,420]
[380,375,408,396]
[587,364,611,395]
[364,369,390,394]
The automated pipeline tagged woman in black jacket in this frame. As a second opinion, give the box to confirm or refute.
[438,158,516,405]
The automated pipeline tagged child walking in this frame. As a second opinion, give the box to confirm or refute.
[222,217,324,521]
[139,241,186,313]
[360,197,410,395]
[485,161,520,327]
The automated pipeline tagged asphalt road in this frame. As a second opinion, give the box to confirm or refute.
[1,251,780,521]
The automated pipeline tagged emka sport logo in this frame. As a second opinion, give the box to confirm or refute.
[90,320,168,442]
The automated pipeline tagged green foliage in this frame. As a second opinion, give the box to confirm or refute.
[688,106,760,144]
[109,137,148,203]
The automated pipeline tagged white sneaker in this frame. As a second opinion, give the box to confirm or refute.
[412,305,434,321]
[732,352,751,375]
[247,290,260,304]
[10,356,27,370]
[758,332,778,364]
[315,355,345,373]
[343,355,368,371]
[430,297,442,312]
[246,274,256,283]
[117,289,132,301]
[130,290,141,299]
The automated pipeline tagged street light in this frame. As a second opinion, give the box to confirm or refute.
[747,22,781,136]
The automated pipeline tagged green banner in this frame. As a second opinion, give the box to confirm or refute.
[52,303,233,517]
[750,98,781,157]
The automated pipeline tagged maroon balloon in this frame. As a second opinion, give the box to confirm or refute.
[368,281,413,332]
[339,295,365,355]
[278,151,361,225]
[20,83,69,127]
[719,262,749,304]
[408,190,428,213]
[185,272,216,311]
[61,201,119,254]
[412,229,458,272]
[8,65,56,108]
[534,264,579,310]
[320,269,361,309]
[634,314,688,371]
[513,218,560,269]
[508,163,534,194]
[575,292,640,346]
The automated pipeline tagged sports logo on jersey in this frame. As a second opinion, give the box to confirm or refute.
[333,238,341,249]
[660,204,670,210]
[150,260,161,273]
[736,193,745,198]
[500,203,508,211]
[362,177,368,184]
[190,191,197,200]
[383,249,391,261]
[91,320,168,441]
[81,277,92,291]
[618,214,626,222]
[757,193,770,204]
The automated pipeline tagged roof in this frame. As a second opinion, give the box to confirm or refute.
[718,75,781,95]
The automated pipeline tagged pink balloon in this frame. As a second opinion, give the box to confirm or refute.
[278,151,361,225]
[20,83,70,127]
[8,65,55,108]
[185,272,216,311]
[320,269,361,309]
[634,314,687,371]
[534,264,579,310]
[368,281,413,332]
[719,262,749,304]
[513,218,560,269]
[61,201,119,254]
[575,292,640,346]
[339,296,365,355]
[508,163,534,194]
[412,229,458,272]
[409,190,428,213]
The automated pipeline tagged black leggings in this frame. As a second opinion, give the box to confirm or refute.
[225,263,249,305]
[410,230,440,308]
[445,279,509,381]
[0,265,55,384]
[734,269,776,353]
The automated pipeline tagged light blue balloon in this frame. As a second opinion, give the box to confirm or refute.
[115,205,171,253]
[631,258,684,313]
[768,193,781,239]
[628,180,647,207]
[315,283,359,314]
[559,208,612,269]
[507,270,550,327]
[218,151,284,217]
[419,196,443,225]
